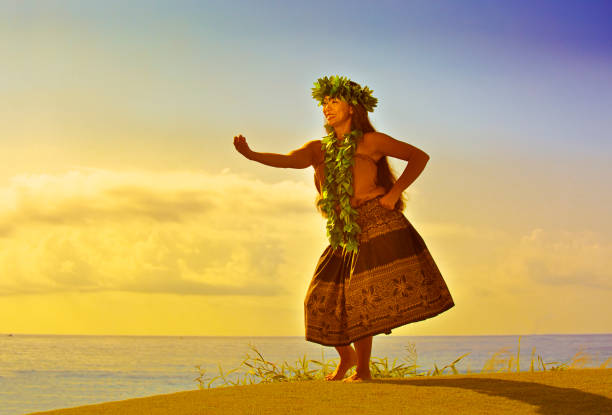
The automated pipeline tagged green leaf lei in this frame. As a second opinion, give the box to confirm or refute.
[311,75,378,113]
[318,127,363,252]
[312,75,378,252]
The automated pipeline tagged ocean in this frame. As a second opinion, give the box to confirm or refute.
[1,333,611,415]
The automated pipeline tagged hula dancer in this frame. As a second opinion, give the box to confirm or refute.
[233,75,455,382]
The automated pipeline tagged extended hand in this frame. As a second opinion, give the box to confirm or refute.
[378,192,399,210]
[233,134,252,159]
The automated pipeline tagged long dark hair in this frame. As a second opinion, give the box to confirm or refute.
[314,100,406,216]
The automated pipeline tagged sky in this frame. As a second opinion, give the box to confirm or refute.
[1,0,611,336]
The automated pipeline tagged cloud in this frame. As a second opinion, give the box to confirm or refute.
[0,167,324,296]
[4,167,607,303]
[494,228,612,291]
[415,222,612,300]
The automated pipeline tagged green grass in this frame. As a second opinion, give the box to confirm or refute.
[194,335,612,389]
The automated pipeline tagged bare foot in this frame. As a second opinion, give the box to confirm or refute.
[325,350,358,381]
[342,370,372,382]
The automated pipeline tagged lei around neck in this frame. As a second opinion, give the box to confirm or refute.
[317,125,363,252]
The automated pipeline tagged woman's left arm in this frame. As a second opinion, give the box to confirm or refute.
[368,132,430,209]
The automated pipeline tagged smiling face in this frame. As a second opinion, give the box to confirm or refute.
[322,95,354,127]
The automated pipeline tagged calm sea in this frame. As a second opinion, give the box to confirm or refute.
[1,333,611,415]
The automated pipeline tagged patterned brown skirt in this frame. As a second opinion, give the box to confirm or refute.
[304,195,455,347]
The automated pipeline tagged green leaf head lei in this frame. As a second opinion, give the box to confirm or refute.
[311,75,378,112]
[311,75,378,252]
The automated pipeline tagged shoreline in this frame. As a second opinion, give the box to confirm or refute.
[27,367,612,415]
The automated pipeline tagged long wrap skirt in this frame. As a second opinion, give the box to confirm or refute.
[304,195,455,346]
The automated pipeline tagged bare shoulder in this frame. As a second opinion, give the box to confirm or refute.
[290,139,320,153]
[362,132,428,162]
[363,131,392,146]
[308,139,324,165]
[361,132,387,161]
[308,139,322,148]
[285,139,323,169]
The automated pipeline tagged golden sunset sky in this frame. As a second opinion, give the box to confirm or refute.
[1,1,611,336]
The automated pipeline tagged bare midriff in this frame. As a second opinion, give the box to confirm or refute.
[314,152,387,208]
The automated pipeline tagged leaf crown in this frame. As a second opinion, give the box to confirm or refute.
[311,75,378,112]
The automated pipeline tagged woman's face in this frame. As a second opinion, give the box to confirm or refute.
[323,95,353,126]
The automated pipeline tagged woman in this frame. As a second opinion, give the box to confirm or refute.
[233,75,455,383]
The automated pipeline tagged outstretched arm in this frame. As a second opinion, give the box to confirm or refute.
[368,131,430,209]
[233,134,316,169]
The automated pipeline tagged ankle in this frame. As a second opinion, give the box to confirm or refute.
[356,365,371,375]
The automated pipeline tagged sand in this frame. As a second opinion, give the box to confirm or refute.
[27,368,612,415]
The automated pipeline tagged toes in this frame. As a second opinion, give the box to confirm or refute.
[342,373,367,382]
[325,372,338,381]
